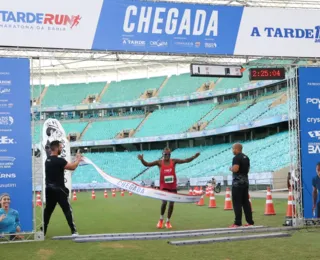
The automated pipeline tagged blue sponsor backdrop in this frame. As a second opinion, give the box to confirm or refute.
[93,0,243,54]
[0,58,32,232]
[298,67,320,219]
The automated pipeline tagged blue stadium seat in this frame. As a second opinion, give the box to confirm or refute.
[72,132,290,184]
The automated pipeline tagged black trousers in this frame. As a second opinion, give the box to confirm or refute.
[317,202,320,218]
[232,185,254,226]
[43,186,77,235]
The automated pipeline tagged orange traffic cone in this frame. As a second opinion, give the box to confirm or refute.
[286,188,295,217]
[112,191,116,197]
[121,190,125,197]
[129,191,132,196]
[264,187,276,215]
[249,193,253,212]
[208,191,217,208]
[72,191,77,201]
[197,195,205,206]
[104,190,108,198]
[91,190,96,200]
[36,192,42,207]
[224,187,233,210]
[189,188,193,195]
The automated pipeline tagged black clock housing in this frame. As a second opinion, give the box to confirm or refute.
[249,68,286,81]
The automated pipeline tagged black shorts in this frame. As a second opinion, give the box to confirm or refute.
[161,188,177,194]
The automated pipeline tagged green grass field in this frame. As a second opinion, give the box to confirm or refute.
[1,191,320,260]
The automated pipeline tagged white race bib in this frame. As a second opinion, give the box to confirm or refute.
[164,175,174,184]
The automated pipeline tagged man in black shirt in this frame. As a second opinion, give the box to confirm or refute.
[229,143,254,227]
[43,140,82,237]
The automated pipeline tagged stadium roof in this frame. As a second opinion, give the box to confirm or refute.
[169,0,320,9]
[1,0,320,83]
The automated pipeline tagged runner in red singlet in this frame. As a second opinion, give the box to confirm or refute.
[138,147,200,229]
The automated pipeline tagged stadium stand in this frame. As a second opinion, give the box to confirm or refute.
[62,122,88,135]
[33,124,41,144]
[42,82,106,107]
[72,131,289,184]
[32,91,289,144]
[158,73,218,97]
[248,59,294,65]
[212,68,253,91]
[227,98,276,125]
[205,103,250,129]
[32,122,88,144]
[100,76,166,103]
[30,85,43,100]
[201,107,222,122]
[134,103,214,137]
[82,117,144,141]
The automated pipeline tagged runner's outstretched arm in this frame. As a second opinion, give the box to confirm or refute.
[173,152,200,164]
[138,154,160,167]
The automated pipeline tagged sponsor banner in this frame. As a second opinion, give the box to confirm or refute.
[93,0,243,55]
[31,79,282,113]
[234,8,320,57]
[298,67,320,219]
[41,119,72,200]
[0,0,103,49]
[69,114,288,148]
[227,172,272,186]
[80,157,201,203]
[0,58,32,233]
[1,1,320,57]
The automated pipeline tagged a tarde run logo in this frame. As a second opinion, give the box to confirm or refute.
[0,10,81,31]
[250,26,320,43]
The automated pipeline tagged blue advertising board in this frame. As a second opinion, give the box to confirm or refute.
[93,0,244,55]
[298,67,320,219]
[0,58,32,234]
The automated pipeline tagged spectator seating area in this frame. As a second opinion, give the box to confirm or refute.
[42,82,106,107]
[35,59,290,107]
[31,91,288,143]
[100,76,166,103]
[72,131,289,183]
[157,73,218,97]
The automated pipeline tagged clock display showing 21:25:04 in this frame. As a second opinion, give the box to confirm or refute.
[249,68,286,80]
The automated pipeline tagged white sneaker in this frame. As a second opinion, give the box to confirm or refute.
[72,232,79,237]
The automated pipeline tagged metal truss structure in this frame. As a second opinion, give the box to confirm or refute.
[0,0,319,82]
[0,0,319,243]
[1,48,320,85]
[287,67,304,227]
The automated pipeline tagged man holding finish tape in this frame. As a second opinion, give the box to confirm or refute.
[42,141,82,237]
[138,147,200,229]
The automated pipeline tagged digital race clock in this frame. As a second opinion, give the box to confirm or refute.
[249,68,286,81]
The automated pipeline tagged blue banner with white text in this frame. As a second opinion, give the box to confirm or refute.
[92,0,244,55]
[0,58,32,234]
[298,67,320,219]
